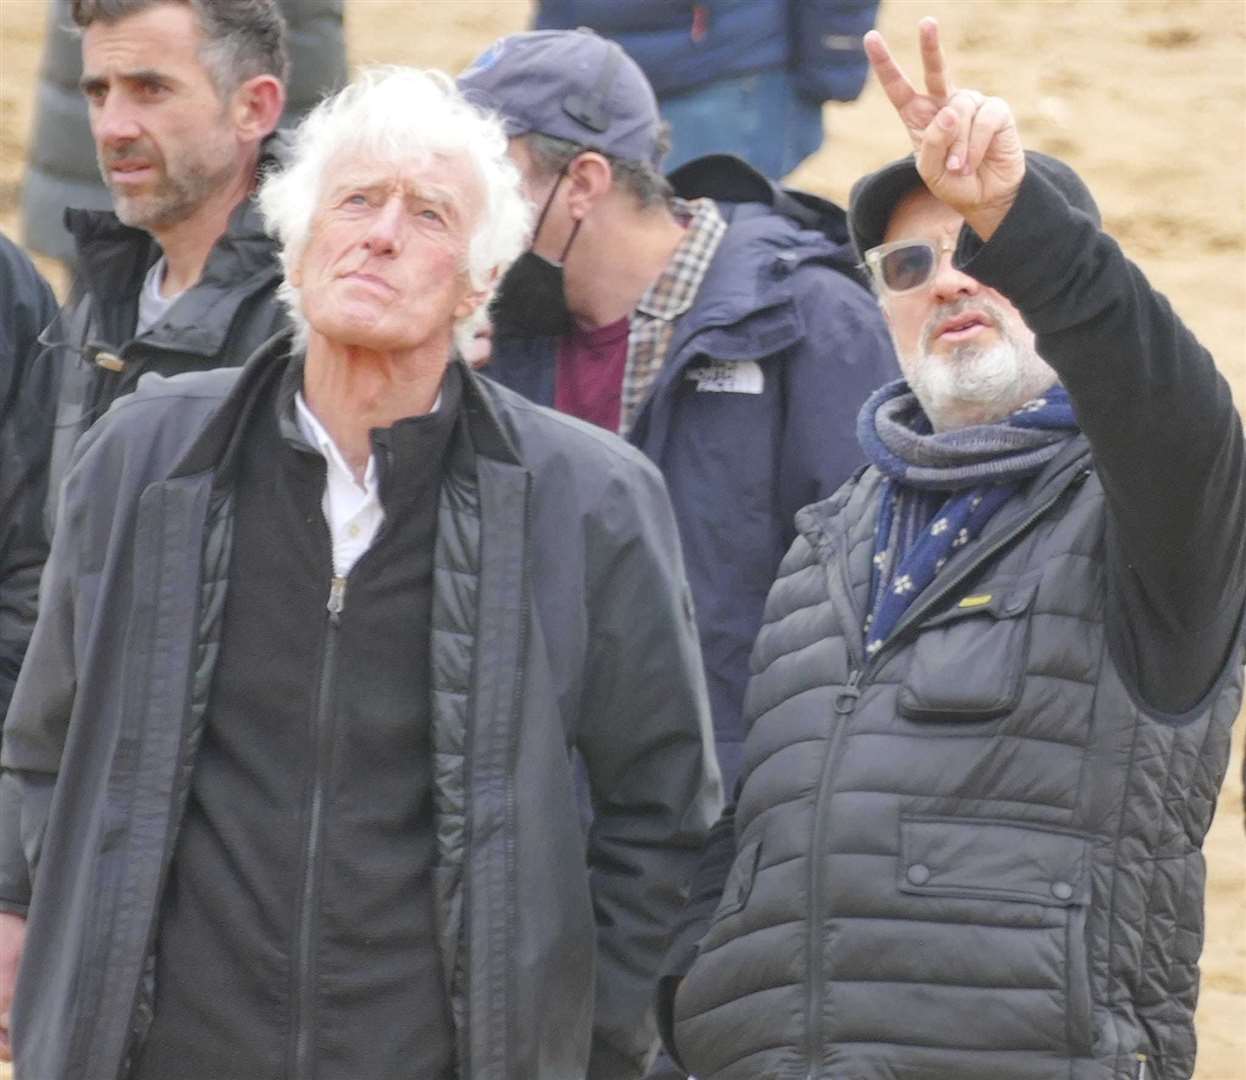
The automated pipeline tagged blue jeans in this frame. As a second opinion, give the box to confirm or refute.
[659,67,824,179]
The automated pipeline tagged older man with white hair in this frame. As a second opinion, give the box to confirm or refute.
[0,68,721,1080]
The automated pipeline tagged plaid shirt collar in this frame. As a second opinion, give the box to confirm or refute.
[634,197,726,323]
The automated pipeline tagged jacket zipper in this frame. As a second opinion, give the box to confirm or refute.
[292,574,347,1077]
[801,466,1088,1077]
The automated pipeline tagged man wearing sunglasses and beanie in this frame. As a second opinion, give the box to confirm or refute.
[659,18,1245,1080]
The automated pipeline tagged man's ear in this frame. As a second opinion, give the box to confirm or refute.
[453,266,500,322]
[231,74,286,143]
[564,152,613,221]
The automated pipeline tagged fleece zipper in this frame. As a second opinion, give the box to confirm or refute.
[290,574,347,1078]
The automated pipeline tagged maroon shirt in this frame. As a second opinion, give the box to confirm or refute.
[554,314,630,432]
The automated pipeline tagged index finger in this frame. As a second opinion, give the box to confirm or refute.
[919,17,955,99]
[864,29,920,115]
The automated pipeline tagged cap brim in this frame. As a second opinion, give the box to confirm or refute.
[848,157,924,261]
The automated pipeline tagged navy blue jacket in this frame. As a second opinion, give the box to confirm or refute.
[486,157,897,786]
[534,0,879,102]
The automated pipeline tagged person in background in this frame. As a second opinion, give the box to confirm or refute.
[659,19,1245,1080]
[533,0,880,177]
[0,234,58,742]
[460,28,898,794]
[0,0,296,768]
[20,0,346,269]
[0,67,720,1079]
[35,0,293,538]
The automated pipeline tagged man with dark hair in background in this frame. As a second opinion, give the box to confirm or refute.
[460,28,898,794]
[20,0,345,268]
[0,0,292,764]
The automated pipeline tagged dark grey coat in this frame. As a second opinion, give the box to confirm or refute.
[20,0,347,263]
[670,453,1241,1080]
[0,339,722,1080]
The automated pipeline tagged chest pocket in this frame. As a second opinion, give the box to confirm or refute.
[897,576,1039,722]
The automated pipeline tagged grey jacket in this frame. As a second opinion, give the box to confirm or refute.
[21,0,347,263]
[0,338,722,1080]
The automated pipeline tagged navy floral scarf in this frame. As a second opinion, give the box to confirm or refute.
[856,379,1079,656]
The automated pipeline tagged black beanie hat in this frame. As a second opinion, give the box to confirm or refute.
[848,151,1101,261]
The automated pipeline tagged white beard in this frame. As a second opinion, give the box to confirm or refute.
[902,299,1057,431]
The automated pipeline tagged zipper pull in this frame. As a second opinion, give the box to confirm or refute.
[834,669,863,714]
[326,576,347,623]
[1135,1053,1148,1080]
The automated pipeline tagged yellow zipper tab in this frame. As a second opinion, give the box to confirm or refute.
[958,593,992,608]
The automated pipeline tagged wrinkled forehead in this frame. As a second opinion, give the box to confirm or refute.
[882,187,964,246]
[320,144,485,222]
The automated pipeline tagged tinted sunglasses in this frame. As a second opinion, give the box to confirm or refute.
[864,236,956,296]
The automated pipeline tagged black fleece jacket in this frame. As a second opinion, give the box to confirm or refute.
[964,166,1246,716]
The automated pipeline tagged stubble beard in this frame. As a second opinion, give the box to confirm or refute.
[102,128,238,233]
[904,297,1057,431]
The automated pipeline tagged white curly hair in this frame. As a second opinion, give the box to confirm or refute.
[258,65,532,355]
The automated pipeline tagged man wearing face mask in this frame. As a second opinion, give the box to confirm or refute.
[460,29,898,792]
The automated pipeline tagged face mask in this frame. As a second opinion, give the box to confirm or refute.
[490,172,582,339]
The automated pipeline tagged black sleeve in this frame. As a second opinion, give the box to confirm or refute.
[962,169,1246,714]
[0,236,59,735]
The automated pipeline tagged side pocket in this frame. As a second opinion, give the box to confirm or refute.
[1065,902,1094,1057]
[898,576,1038,722]
[899,815,1096,1057]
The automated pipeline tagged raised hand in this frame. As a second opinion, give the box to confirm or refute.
[864,17,1025,239]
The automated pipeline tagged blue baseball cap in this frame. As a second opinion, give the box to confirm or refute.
[458,29,664,167]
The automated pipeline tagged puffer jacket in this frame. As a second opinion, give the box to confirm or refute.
[534,1,878,103]
[0,338,722,1080]
[20,0,347,263]
[671,455,1241,1080]
[661,168,1246,1079]
[37,132,291,538]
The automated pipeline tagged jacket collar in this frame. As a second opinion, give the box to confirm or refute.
[169,329,523,484]
[659,154,868,366]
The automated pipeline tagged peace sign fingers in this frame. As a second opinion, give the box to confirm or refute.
[865,18,959,155]
[866,17,1027,239]
[918,17,955,100]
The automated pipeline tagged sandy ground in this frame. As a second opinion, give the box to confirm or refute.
[0,1,1242,1076]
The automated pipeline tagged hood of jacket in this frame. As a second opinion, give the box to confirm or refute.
[661,154,866,365]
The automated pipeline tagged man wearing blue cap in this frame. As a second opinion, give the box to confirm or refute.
[460,28,898,794]
[658,20,1245,1080]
